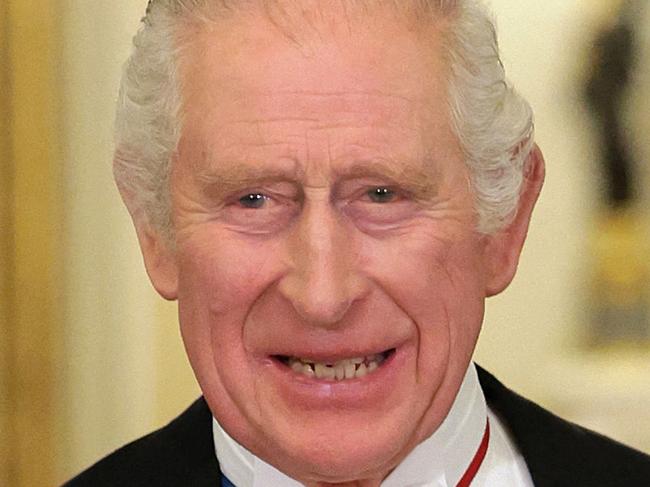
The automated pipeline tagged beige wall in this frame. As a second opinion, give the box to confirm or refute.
[4,1,66,485]
[55,0,650,482]
[58,0,198,481]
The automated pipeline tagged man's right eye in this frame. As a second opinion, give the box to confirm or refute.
[238,193,269,209]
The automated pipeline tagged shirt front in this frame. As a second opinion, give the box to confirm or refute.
[212,364,534,486]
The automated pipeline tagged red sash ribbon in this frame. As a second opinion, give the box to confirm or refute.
[456,419,490,487]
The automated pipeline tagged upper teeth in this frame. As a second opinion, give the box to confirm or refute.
[288,354,385,380]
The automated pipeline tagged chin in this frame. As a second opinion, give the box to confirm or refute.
[256,417,413,485]
[283,452,394,485]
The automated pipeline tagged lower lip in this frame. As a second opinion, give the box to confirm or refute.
[261,347,408,409]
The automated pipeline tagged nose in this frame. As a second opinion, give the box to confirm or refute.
[278,200,368,327]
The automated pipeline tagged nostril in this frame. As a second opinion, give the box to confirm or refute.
[281,285,355,326]
[276,263,373,329]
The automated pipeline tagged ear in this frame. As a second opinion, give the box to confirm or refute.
[117,184,179,301]
[482,144,545,297]
[132,219,179,301]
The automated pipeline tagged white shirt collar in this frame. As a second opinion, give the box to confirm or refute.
[213,364,487,487]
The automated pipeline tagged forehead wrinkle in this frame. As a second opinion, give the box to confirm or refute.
[222,91,425,137]
[225,116,419,136]
[226,116,321,125]
[268,89,421,104]
[254,90,425,117]
[221,91,424,129]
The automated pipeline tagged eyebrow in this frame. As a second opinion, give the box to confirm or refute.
[195,164,302,196]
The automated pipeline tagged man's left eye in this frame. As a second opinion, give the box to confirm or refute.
[367,187,396,203]
[239,193,269,209]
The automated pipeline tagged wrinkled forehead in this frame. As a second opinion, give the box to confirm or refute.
[173,5,461,186]
[176,2,452,124]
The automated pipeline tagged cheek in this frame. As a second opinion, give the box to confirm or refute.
[175,230,286,420]
[175,230,285,374]
[362,231,486,361]
[177,231,281,312]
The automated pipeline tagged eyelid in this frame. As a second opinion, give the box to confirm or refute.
[337,178,397,194]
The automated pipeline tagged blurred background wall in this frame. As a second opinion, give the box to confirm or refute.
[58,0,200,481]
[1,0,649,485]
[476,0,650,457]
[3,1,65,485]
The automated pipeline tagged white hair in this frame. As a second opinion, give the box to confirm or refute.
[114,0,534,236]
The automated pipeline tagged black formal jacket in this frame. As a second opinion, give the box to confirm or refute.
[65,367,650,486]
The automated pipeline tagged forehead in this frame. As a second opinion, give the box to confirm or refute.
[177,9,458,171]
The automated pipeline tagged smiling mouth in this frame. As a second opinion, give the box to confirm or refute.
[274,349,396,381]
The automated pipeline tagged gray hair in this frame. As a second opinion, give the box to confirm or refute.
[114,0,534,237]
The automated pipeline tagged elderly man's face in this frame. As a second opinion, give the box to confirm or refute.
[157,11,497,485]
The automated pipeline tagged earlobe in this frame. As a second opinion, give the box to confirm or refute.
[484,144,545,297]
[134,222,179,301]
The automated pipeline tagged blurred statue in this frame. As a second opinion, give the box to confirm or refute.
[584,0,650,345]
[585,0,642,207]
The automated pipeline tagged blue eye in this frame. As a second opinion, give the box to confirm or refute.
[367,187,396,203]
[239,193,268,209]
